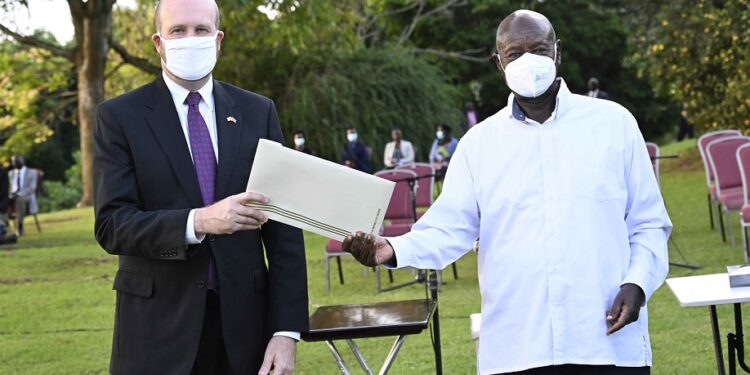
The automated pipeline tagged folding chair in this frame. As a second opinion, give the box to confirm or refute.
[645,142,660,186]
[706,136,750,245]
[699,130,742,229]
[374,169,420,291]
[736,143,750,262]
[324,170,417,292]
[397,163,459,280]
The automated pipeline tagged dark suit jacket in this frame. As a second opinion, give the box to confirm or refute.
[339,141,371,173]
[93,76,308,375]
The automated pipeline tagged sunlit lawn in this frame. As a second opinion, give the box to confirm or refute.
[0,139,746,374]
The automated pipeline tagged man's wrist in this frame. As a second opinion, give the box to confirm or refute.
[383,239,397,267]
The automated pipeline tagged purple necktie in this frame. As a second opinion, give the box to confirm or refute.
[185,92,220,292]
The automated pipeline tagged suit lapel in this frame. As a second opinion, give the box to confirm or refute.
[144,76,204,208]
[213,81,243,200]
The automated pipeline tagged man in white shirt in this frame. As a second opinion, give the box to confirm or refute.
[343,9,669,375]
[8,155,37,237]
[383,128,415,168]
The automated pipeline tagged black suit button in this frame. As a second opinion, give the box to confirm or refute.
[197,281,206,289]
[208,235,215,242]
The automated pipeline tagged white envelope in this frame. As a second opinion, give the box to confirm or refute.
[246,139,395,241]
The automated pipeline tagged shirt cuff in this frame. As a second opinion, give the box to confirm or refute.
[185,209,206,245]
[273,331,301,341]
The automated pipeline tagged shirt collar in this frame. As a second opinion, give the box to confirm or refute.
[162,71,214,109]
[507,78,571,124]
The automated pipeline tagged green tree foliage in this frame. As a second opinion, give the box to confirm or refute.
[0,36,77,171]
[281,47,461,166]
[628,0,750,131]
[381,0,679,140]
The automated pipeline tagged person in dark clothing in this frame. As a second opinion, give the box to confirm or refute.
[291,130,315,155]
[339,127,371,173]
[586,77,609,100]
[677,109,694,141]
[0,164,9,237]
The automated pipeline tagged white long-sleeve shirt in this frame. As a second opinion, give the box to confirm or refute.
[387,79,671,374]
[383,140,415,167]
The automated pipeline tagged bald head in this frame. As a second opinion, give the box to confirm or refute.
[154,0,220,34]
[497,10,556,51]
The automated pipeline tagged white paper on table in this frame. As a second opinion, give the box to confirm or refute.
[246,139,395,241]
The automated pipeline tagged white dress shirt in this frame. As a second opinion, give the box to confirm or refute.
[387,79,671,374]
[383,140,415,167]
[162,72,299,341]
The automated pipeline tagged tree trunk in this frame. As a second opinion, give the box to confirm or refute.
[73,0,113,207]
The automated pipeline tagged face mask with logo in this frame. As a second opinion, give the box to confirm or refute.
[436,131,445,140]
[158,33,218,81]
[501,44,557,98]
[347,133,358,142]
[294,138,305,147]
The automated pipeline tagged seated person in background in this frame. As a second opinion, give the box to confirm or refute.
[292,129,315,155]
[8,155,37,237]
[383,128,415,168]
[0,163,9,238]
[428,124,458,165]
[339,127,371,173]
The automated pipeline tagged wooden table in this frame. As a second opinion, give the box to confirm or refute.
[667,273,750,374]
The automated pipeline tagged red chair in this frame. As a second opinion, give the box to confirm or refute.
[707,136,750,244]
[396,163,460,280]
[699,130,742,229]
[397,163,435,219]
[736,143,750,262]
[375,169,418,236]
[323,169,417,292]
[645,142,660,186]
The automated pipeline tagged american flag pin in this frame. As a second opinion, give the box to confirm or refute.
[227,116,237,124]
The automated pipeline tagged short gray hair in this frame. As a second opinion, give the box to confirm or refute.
[154,0,221,33]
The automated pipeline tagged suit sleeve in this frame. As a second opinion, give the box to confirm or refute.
[260,100,309,333]
[93,102,191,260]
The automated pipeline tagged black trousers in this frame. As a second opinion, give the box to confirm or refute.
[191,290,232,375]
[499,365,650,375]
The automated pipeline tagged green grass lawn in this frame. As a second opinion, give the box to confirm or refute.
[0,139,746,374]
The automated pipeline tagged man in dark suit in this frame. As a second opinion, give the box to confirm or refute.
[93,0,308,374]
[586,77,610,100]
[339,127,371,173]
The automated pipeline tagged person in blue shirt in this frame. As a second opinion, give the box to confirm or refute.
[339,127,371,173]
[428,124,458,165]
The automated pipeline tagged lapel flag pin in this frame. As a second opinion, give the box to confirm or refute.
[227,116,237,124]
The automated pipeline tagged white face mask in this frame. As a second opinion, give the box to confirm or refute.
[501,45,557,98]
[158,33,218,81]
[294,138,305,147]
[347,133,358,142]
[436,131,444,140]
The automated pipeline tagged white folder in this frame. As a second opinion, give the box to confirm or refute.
[246,139,395,241]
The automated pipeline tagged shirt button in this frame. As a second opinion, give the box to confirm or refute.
[197,281,206,289]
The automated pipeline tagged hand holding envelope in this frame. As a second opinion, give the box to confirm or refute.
[246,140,395,241]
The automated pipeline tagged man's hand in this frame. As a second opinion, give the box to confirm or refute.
[606,283,645,335]
[194,192,269,235]
[341,231,394,267]
[258,336,296,375]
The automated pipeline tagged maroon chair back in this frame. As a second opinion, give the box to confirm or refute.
[375,169,417,221]
[737,144,750,207]
[645,142,659,182]
[396,163,434,208]
[707,136,750,196]
[699,130,742,186]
